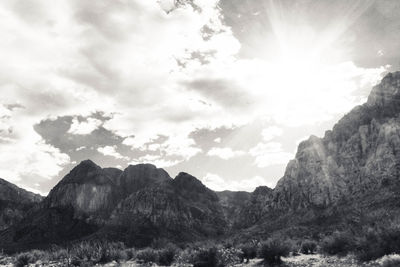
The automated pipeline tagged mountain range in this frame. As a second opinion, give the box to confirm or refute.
[1,71,400,252]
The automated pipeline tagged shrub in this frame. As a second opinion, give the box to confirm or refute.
[380,254,400,267]
[218,247,243,266]
[356,225,400,261]
[15,253,34,267]
[136,248,159,264]
[15,250,47,267]
[98,246,127,263]
[258,238,290,265]
[192,247,219,267]
[240,243,257,263]
[300,240,317,254]
[158,246,176,266]
[124,248,136,260]
[321,231,353,256]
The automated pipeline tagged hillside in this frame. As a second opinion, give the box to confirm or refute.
[1,72,400,252]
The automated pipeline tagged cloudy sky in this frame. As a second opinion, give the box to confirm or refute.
[0,0,399,195]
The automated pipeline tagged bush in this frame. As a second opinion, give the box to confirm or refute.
[98,246,127,263]
[192,247,219,267]
[124,248,136,260]
[321,231,353,256]
[218,247,243,266]
[356,225,400,261]
[15,250,47,267]
[240,243,258,262]
[258,238,290,265]
[158,246,176,266]
[300,240,317,254]
[380,254,400,267]
[136,248,159,264]
[15,253,34,267]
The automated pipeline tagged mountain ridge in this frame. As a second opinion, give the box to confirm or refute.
[1,71,400,251]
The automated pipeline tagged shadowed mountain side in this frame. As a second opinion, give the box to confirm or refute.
[0,178,43,231]
[108,173,227,247]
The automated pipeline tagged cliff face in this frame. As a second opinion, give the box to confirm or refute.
[272,72,400,211]
[0,179,43,231]
[110,172,227,246]
[44,160,120,221]
[0,162,230,250]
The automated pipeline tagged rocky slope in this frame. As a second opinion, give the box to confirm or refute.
[110,172,227,246]
[273,71,400,210]
[0,178,43,231]
[0,162,230,251]
[231,71,400,237]
[1,71,400,250]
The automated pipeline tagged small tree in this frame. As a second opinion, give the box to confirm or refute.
[258,238,290,265]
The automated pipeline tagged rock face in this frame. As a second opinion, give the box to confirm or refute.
[0,163,229,250]
[110,172,227,246]
[2,71,400,250]
[272,72,400,211]
[45,160,120,221]
[0,179,43,231]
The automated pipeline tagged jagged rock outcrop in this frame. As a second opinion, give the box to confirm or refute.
[116,163,171,198]
[216,190,251,227]
[109,172,227,246]
[45,160,120,221]
[0,163,229,250]
[0,179,43,230]
[272,72,400,211]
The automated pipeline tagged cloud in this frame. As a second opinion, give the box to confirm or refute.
[207,147,245,160]
[201,173,271,192]
[261,126,283,141]
[0,0,392,194]
[97,145,128,160]
[250,142,293,168]
[68,117,103,135]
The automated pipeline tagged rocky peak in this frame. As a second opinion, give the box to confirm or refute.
[0,178,43,231]
[45,160,120,217]
[57,159,113,186]
[0,178,43,204]
[252,186,273,196]
[173,172,218,202]
[117,164,171,197]
[367,71,400,107]
[272,71,400,210]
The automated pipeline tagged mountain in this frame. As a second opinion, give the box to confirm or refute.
[110,172,227,246]
[1,71,400,251]
[0,162,229,251]
[0,178,43,231]
[233,71,400,238]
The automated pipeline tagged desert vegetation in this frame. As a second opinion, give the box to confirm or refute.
[3,225,400,267]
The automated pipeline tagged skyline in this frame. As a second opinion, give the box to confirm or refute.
[0,0,399,194]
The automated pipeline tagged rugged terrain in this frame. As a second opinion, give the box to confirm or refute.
[0,178,42,231]
[1,72,400,252]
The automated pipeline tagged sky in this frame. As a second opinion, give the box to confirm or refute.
[0,0,399,195]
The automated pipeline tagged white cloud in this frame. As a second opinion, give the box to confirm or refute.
[261,126,283,141]
[97,145,128,160]
[130,155,180,168]
[250,142,293,167]
[68,117,102,135]
[207,147,245,160]
[201,173,273,192]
